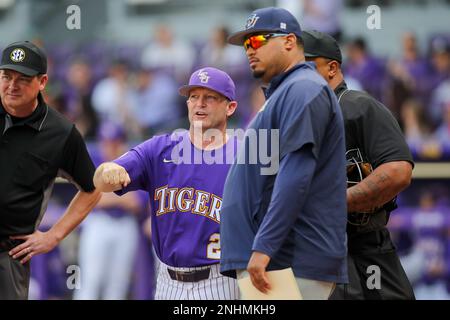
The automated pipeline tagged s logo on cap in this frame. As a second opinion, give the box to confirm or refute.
[245,14,260,29]
[10,48,26,62]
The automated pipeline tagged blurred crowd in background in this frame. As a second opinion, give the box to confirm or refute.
[0,0,449,300]
[33,24,450,145]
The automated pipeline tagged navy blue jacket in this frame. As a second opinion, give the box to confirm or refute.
[220,62,348,283]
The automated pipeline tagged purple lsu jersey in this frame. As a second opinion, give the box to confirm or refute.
[114,130,236,268]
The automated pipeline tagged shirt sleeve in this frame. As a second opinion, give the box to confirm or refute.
[252,144,317,257]
[60,126,96,192]
[113,140,152,195]
[279,85,335,160]
[351,94,414,168]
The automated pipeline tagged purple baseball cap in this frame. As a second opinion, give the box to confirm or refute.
[228,7,302,46]
[178,67,236,101]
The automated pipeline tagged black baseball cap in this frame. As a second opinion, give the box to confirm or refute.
[228,7,302,46]
[302,30,342,64]
[0,41,47,76]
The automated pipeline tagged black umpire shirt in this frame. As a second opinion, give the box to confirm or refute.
[335,81,414,237]
[0,93,95,238]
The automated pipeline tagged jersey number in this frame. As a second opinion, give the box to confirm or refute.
[207,233,220,260]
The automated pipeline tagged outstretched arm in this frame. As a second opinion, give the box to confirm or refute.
[93,162,131,192]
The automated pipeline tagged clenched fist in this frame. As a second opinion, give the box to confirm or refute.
[94,162,131,192]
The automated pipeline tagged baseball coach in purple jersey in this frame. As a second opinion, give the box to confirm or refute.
[94,67,240,300]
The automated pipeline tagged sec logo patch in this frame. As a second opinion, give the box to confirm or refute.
[10,48,26,62]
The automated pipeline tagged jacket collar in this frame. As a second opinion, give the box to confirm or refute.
[334,80,348,97]
[263,61,316,99]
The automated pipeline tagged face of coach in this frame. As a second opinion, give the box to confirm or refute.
[245,33,305,84]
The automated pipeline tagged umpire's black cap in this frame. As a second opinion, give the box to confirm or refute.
[302,30,343,64]
[0,41,47,76]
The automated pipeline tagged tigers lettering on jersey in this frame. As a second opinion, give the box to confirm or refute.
[113,131,236,268]
[154,186,222,223]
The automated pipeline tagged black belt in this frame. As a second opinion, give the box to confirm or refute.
[0,238,24,253]
[167,267,211,282]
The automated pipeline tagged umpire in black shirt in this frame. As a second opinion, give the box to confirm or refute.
[0,41,101,299]
[302,31,415,299]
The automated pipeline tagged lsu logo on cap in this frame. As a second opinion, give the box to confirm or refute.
[245,14,260,29]
[10,48,26,63]
[197,70,210,83]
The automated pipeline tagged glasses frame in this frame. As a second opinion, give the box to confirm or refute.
[243,33,288,50]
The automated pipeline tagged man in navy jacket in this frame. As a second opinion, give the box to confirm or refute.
[220,7,348,299]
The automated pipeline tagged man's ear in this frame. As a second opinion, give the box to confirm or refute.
[226,101,238,117]
[285,34,298,51]
[39,74,49,91]
[328,61,340,78]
